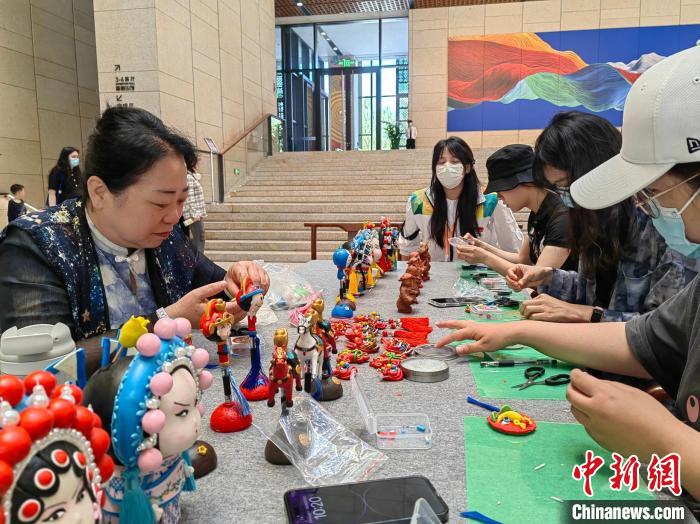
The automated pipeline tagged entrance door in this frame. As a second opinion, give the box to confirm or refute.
[318,67,379,151]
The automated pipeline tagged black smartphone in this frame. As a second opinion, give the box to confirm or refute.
[428,297,478,308]
[284,475,448,524]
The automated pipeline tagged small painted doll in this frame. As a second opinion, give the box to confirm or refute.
[84,317,214,523]
[236,277,270,401]
[267,328,302,409]
[0,371,114,524]
[310,298,337,379]
[332,245,355,318]
[200,299,252,433]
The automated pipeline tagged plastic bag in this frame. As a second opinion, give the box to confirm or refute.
[260,398,387,485]
[263,263,319,310]
[453,276,495,301]
[288,290,325,327]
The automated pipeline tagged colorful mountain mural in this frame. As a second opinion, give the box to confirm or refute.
[446,25,700,132]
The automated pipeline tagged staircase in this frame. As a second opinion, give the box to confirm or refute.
[204,148,524,264]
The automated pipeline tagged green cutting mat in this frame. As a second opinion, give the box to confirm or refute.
[464,417,654,523]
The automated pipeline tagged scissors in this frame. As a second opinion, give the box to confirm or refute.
[512,366,570,390]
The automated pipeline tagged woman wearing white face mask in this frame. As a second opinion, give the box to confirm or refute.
[399,136,522,261]
[434,45,700,502]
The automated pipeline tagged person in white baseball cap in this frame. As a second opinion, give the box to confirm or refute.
[435,44,700,503]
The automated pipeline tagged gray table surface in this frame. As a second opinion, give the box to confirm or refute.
[178,261,691,524]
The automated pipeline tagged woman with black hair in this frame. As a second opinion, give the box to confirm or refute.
[0,106,268,369]
[509,111,700,323]
[47,146,82,206]
[399,136,522,261]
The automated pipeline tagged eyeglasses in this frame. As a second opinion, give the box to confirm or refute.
[635,172,700,218]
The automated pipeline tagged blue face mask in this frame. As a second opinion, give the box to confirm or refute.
[69,157,80,169]
[546,187,575,209]
[651,186,700,258]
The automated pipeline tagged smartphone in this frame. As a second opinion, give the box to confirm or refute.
[284,475,449,524]
[428,297,478,308]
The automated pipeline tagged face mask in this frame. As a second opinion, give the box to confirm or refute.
[436,162,464,190]
[651,186,700,258]
[69,157,80,169]
[546,187,575,209]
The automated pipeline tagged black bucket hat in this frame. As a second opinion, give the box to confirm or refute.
[485,144,535,193]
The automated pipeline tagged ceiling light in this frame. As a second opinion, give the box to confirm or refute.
[333,47,338,51]
[321,31,326,35]
[296,1,303,6]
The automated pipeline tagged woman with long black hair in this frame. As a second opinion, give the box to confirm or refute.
[509,111,700,322]
[399,136,522,261]
[47,146,82,206]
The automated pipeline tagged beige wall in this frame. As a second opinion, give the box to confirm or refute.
[94,0,276,199]
[409,0,700,149]
[0,0,99,209]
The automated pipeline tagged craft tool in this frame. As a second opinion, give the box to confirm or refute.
[460,510,504,524]
[466,396,499,412]
[512,366,571,390]
[480,359,559,368]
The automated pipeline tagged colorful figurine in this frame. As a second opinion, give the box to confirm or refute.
[267,329,302,408]
[83,317,213,523]
[310,299,343,401]
[332,245,355,318]
[487,405,537,436]
[337,349,370,364]
[237,277,270,401]
[294,312,324,397]
[332,360,357,380]
[200,299,252,433]
[0,373,114,524]
[380,363,404,381]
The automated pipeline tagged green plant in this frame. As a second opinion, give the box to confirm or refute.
[382,121,403,150]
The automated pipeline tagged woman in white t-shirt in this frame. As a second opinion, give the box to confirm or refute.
[399,136,522,261]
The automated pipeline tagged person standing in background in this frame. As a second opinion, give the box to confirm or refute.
[183,170,208,252]
[7,184,27,222]
[47,147,82,206]
[406,120,417,149]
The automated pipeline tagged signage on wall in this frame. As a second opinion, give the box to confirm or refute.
[332,56,358,68]
[115,75,135,92]
[203,138,219,154]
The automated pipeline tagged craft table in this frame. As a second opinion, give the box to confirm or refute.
[180,261,694,523]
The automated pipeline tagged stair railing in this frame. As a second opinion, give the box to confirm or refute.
[209,114,285,203]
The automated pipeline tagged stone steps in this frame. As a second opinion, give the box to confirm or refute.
[206,229,346,241]
[207,202,406,214]
[207,250,334,263]
[207,239,339,252]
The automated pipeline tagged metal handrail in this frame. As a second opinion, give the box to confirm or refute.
[220,113,275,156]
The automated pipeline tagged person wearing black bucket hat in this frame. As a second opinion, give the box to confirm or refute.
[456,144,576,275]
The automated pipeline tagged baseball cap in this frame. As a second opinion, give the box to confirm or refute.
[571,43,700,210]
[484,144,535,193]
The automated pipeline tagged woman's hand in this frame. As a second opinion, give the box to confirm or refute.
[520,294,594,322]
[225,261,270,298]
[434,319,518,355]
[456,245,489,264]
[567,369,678,461]
[506,264,553,291]
[165,281,241,325]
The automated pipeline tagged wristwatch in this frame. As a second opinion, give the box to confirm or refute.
[590,306,604,323]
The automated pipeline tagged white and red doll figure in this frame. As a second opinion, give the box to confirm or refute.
[200,299,252,433]
[83,317,214,523]
[0,371,114,524]
[236,277,270,401]
[267,328,302,409]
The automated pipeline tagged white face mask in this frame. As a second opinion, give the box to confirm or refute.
[435,162,464,190]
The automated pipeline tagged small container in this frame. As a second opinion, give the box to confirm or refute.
[481,277,510,291]
[351,373,433,450]
[228,335,250,358]
[470,304,504,321]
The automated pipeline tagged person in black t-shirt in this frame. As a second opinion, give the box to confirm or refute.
[456,144,576,275]
[47,147,82,206]
[7,184,27,222]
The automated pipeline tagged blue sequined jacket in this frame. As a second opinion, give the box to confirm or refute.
[0,199,225,340]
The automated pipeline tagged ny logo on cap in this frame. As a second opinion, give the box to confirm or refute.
[687,138,700,154]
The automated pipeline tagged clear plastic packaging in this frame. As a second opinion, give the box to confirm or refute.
[480,276,510,291]
[262,263,319,310]
[448,236,474,248]
[261,398,387,485]
[469,304,503,321]
[452,276,495,301]
[351,373,433,450]
[411,498,442,524]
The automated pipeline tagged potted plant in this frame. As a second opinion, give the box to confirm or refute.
[383,121,403,150]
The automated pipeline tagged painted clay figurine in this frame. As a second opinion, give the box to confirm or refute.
[418,241,431,281]
[200,299,252,433]
[293,312,324,398]
[332,245,355,318]
[332,360,357,380]
[236,277,270,401]
[0,373,114,524]
[84,317,214,523]
[267,329,302,408]
[310,299,343,401]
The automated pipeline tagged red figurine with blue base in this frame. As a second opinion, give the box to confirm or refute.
[237,277,271,401]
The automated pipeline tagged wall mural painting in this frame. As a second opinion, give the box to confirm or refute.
[447,25,700,132]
